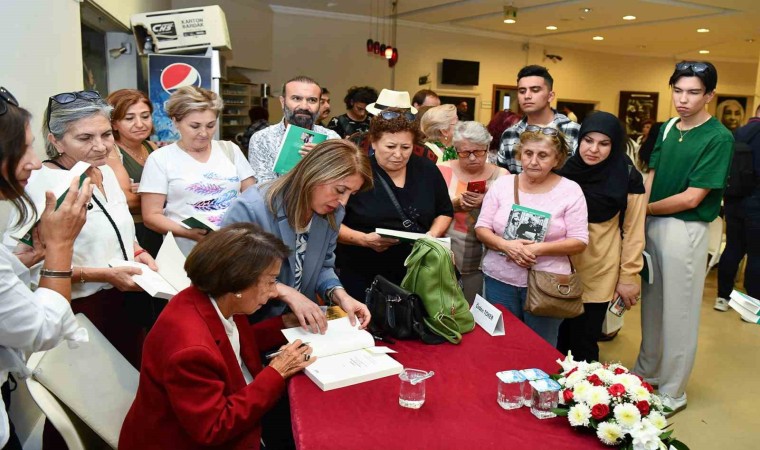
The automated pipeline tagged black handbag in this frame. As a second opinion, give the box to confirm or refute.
[366,275,446,345]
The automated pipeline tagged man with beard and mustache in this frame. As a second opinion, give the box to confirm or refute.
[248,76,340,183]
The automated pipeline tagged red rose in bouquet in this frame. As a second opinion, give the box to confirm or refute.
[607,383,626,397]
[641,382,654,393]
[562,389,574,403]
[591,404,610,420]
[636,400,650,416]
[613,367,626,375]
[587,374,603,386]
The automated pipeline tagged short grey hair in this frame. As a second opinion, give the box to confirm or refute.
[43,97,113,159]
[453,121,492,148]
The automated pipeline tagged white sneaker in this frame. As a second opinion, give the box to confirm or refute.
[660,393,687,417]
[714,297,729,312]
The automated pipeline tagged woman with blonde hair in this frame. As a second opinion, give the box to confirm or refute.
[140,86,255,255]
[223,139,372,332]
[420,104,458,161]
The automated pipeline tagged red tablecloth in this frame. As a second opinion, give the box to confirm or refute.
[288,306,605,450]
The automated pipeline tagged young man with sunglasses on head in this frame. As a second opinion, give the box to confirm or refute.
[634,61,734,417]
[497,65,581,173]
[248,75,339,184]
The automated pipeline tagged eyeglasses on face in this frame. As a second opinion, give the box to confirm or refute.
[0,87,19,117]
[455,149,487,158]
[676,62,709,73]
[524,125,559,136]
[46,90,102,132]
[377,110,415,122]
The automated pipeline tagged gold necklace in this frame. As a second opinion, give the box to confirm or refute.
[678,127,691,143]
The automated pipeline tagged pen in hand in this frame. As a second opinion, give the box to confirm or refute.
[266,341,310,359]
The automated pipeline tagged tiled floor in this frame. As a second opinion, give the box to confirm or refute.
[599,271,760,450]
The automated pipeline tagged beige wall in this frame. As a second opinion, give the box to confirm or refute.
[245,11,758,125]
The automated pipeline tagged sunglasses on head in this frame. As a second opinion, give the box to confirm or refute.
[46,90,102,132]
[377,110,415,121]
[0,87,19,117]
[676,62,709,73]
[524,125,559,136]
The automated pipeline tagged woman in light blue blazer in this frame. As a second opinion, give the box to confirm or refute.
[222,140,373,332]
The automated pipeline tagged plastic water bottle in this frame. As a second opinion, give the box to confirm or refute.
[143,36,154,54]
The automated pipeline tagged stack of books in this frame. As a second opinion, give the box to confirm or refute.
[728,290,760,324]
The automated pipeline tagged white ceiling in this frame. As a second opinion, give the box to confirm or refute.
[268,0,760,63]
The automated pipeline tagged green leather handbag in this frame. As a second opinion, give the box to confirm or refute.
[401,238,475,344]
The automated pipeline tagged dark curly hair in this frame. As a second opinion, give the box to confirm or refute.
[344,86,379,109]
[368,108,419,143]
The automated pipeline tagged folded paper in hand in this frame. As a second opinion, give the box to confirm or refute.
[109,232,191,300]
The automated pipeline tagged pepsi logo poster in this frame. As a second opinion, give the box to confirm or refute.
[148,54,212,141]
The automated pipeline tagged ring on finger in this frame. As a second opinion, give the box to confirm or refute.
[304,353,311,361]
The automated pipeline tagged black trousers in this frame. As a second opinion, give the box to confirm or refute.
[2,377,22,450]
[717,196,760,299]
[556,302,609,363]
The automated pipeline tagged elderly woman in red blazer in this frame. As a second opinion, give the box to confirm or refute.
[119,223,314,449]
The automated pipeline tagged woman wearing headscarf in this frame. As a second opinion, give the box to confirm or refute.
[556,111,647,362]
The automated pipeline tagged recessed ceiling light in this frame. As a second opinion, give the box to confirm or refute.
[504,18,516,24]
[326,1,338,6]
[581,8,592,13]
[699,50,710,54]
[623,15,636,20]
[592,36,604,41]
[546,25,558,30]
[638,45,647,49]
[697,28,710,33]
[747,38,756,43]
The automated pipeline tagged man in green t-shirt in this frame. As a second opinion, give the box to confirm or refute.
[634,61,734,417]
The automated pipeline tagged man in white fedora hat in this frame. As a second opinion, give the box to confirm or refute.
[365,89,418,116]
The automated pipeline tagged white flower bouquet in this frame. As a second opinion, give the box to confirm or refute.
[552,352,689,450]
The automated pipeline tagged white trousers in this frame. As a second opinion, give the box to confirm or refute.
[634,216,708,398]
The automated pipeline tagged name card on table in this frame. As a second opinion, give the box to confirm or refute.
[470,295,504,336]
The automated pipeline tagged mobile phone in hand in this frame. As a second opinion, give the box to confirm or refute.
[466,180,486,194]
[609,296,626,317]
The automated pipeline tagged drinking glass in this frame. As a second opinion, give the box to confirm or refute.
[398,369,427,409]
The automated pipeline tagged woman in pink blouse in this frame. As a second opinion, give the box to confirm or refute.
[475,126,588,346]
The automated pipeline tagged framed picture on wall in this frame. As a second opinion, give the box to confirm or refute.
[618,91,658,137]
[557,100,598,124]
[715,95,751,132]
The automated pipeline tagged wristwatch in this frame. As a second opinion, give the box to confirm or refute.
[325,286,344,305]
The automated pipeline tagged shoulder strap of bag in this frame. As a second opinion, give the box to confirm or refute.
[375,170,418,231]
[423,314,462,344]
[219,140,236,164]
[513,174,520,205]
[661,117,679,141]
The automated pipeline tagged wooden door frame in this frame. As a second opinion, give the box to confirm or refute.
[492,84,519,116]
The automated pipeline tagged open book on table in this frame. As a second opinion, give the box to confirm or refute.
[281,317,403,391]
[10,161,90,246]
[109,232,191,300]
[375,228,451,250]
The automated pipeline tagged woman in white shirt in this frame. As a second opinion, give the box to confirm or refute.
[140,86,255,255]
[0,87,92,449]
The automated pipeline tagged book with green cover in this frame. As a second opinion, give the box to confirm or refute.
[181,216,219,233]
[273,125,328,175]
[502,204,551,242]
